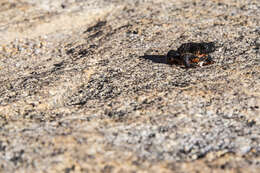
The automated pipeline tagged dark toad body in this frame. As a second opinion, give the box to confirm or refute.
[167,42,216,68]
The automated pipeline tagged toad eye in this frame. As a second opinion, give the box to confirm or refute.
[201,42,216,54]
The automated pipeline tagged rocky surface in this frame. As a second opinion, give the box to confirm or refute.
[0,0,259,172]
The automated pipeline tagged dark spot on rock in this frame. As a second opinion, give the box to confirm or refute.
[158,126,168,133]
[246,120,256,127]
[84,21,107,33]
[148,133,156,138]
[61,3,66,8]
[102,165,114,173]
[78,49,89,57]
[0,141,6,151]
[53,61,64,67]
[64,165,75,173]
[10,150,24,165]
[106,110,126,118]
[66,48,75,55]
[88,30,103,40]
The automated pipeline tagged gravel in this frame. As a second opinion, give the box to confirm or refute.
[0,0,259,172]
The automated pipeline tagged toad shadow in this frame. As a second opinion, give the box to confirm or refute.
[139,55,167,64]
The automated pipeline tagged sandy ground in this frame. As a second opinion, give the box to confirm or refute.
[0,0,259,172]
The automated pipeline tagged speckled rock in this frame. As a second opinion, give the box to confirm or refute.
[0,0,259,172]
